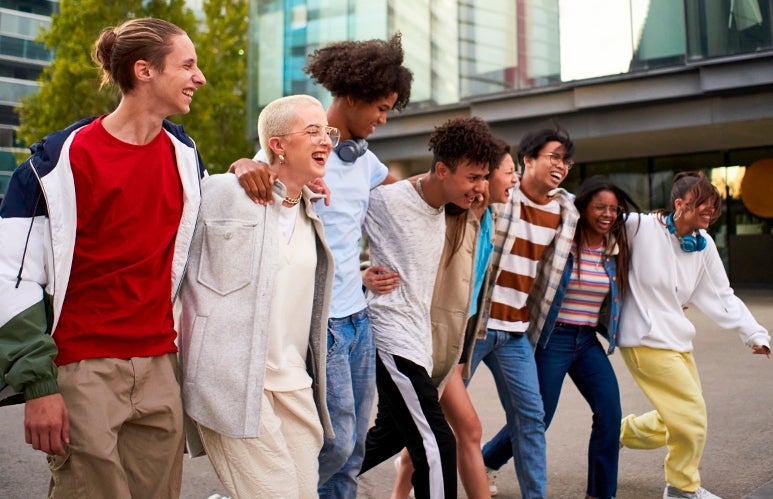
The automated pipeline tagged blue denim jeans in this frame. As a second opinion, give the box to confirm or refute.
[317,309,376,499]
[469,329,547,499]
[484,324,621,499]
[538,323,620,499]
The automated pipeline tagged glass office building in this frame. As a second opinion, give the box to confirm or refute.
[248,0,773,285]
[0,0,56,151]
[0,0,55,200]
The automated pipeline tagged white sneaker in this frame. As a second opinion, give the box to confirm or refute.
[663,484,722,499]
[486,467,498,496]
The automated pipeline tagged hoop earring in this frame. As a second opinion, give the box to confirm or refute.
[674,210,682,221]
[278,153,285,165]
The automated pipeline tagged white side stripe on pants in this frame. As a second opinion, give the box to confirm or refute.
[379,351,446,499]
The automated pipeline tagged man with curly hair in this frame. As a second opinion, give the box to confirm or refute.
[358,117,498,499]
[229,34,413,498]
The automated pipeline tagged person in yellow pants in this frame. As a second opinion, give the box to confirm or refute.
[617,171,770,499]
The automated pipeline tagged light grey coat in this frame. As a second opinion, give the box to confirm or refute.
[178,174,334,456]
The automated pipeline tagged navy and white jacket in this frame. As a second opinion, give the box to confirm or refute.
[0,117,205,404]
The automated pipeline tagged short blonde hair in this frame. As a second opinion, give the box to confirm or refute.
[257,94,324,163]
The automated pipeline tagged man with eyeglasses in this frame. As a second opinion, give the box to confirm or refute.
[463,124,580,499]
[228,34,413,498]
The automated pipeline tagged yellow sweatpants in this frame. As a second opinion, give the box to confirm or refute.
[619,346,706,492]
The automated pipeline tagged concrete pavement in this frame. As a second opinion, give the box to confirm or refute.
[0,289,771,498]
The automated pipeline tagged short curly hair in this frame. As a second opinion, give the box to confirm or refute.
[303,33,413,111]
[428,117,500,173]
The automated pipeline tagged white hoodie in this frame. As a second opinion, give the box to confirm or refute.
[617,213,770,352]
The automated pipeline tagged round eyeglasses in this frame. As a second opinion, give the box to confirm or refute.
[540,153,574,170]
[281,125,340,148]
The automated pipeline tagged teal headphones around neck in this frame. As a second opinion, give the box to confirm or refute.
[665,213,707,252]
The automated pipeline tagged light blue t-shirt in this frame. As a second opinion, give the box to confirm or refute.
[253,149,388,318]
[469,207,493,318]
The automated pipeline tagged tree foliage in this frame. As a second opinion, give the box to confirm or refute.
[16,0,198,146]
[177,0,252,173]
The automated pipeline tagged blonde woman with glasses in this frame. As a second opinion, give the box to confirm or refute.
[179,95,337,498]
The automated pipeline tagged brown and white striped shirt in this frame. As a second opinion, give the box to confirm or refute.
[488,190,561,332]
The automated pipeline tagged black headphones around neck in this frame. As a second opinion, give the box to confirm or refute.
[665,213,707,252]
[334,138,368,162]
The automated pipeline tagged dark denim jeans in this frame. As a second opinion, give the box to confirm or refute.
[539,323,621,499]
[483,324,621,498]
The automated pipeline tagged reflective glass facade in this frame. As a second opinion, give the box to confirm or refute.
[249,0,388,110]
[249,0,773,113]
[0,1,56,149]
[248,0,773,284]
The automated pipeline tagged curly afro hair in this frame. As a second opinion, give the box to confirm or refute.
[428,117,500,172]
[303,33,413,111]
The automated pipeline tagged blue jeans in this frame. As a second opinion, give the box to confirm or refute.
[484,324,621,499]
[538,324,620,499]
[469,329,547,499]
[317,309,376,499]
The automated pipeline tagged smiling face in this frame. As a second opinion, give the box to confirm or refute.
[280,103,333,184]
[488,153,519,204]
[676,194,717,232]
[151,34,206,116]
[345,92,398,139]
[582,190,621,243]
[522,140,571,198]
[439,160,490,209]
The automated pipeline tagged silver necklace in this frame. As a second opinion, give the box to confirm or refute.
[416,176,426,200]
[416,176,443,212]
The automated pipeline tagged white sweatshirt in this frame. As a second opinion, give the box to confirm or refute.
[617,213,770,352]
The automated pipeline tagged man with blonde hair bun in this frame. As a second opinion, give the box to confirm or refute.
[0,17,206,498]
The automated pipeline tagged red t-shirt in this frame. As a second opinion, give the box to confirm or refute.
[54,117,183,366]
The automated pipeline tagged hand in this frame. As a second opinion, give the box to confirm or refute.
[229,158,275,205]
[307,177,331,206]
[362,266,400,295]
[24,393,70,456]
[752,345,771,358]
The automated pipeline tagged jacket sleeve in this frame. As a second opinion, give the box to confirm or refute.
[0,162,59,403]
[688,237,770,349]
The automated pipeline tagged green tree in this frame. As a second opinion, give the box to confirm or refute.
[178,0,252,173]
[16,0,197,146]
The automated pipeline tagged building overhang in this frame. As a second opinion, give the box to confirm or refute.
[369,52,773,165]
